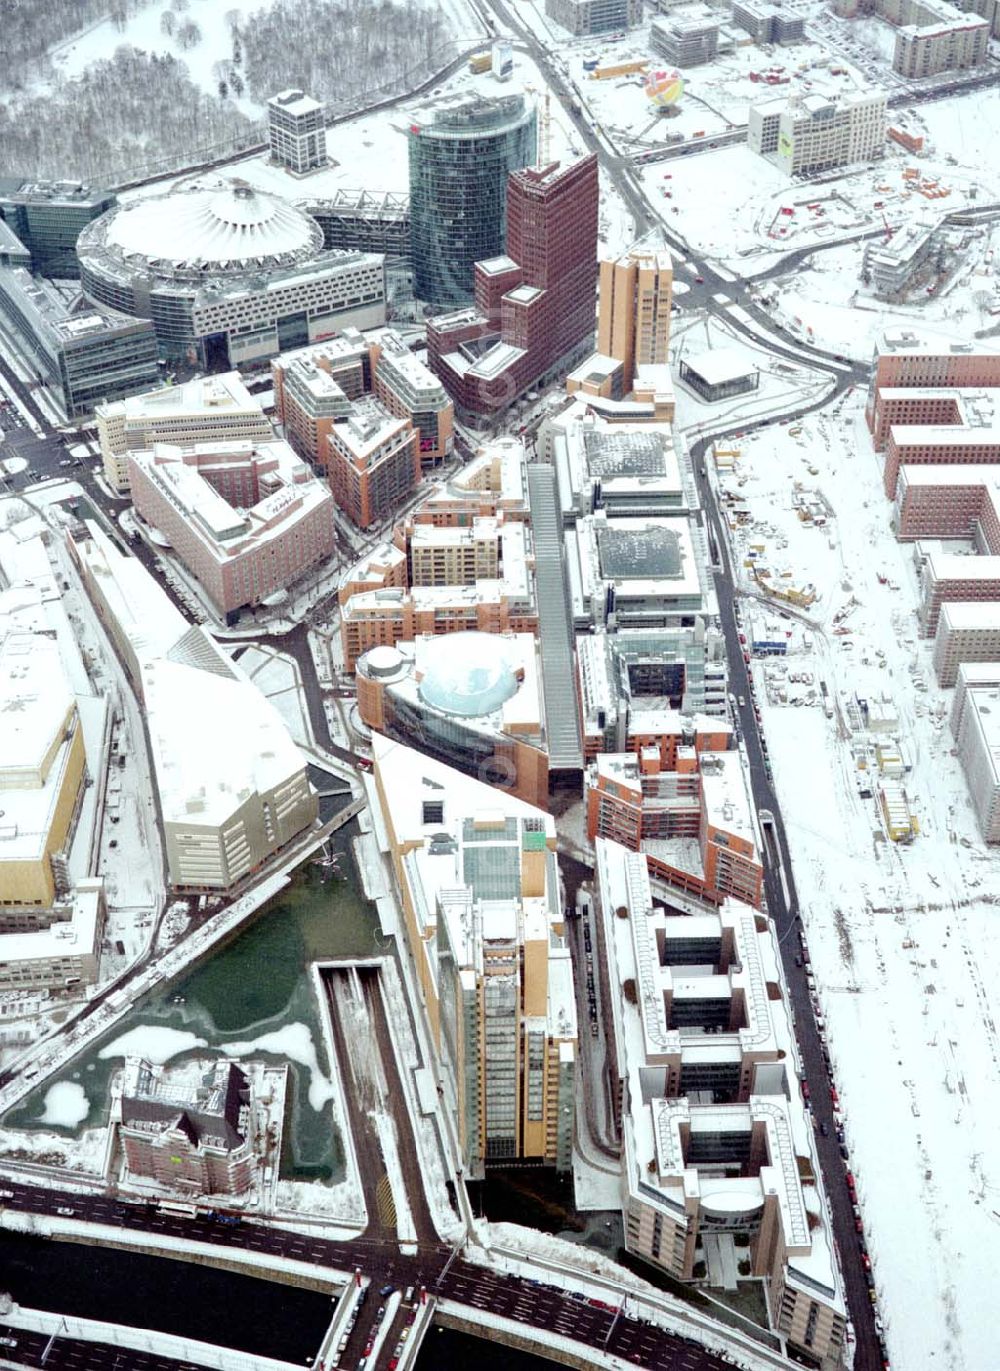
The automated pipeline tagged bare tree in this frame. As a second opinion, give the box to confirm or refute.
[160,9,176,36]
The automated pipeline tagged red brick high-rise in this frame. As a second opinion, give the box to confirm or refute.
[427,154,599,419]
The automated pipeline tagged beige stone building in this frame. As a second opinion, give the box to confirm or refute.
[597,249,674,391]
[97,372,272,494]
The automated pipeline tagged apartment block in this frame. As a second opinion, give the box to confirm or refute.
[919,551,1000,635]
[267,88,327,176]
[596,840,846,1370]
[891,462,1000,545]
[883,424,1000,498]
[325,397,422,529]
[650,16,719,65]
[951,663,1000,841]
[340,518,536,669]
[748,91,886,176]
[597,250,673,391]
[372,330,454,466]
[893,7,989,75]
[127,438,336,620]
[866,332,1000,448]
[272,328,452,470]
[370,735,577,1174]
[97,372,274,494]
[587,747,764,907]
[932,600,1000,685]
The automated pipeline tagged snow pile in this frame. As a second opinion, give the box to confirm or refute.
[98,1026,208,1064]
[220,1023,335,1111]
[38,1082,89,1128]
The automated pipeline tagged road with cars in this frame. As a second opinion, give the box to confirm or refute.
[0,1179,766,1371]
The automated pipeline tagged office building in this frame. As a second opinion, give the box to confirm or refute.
[369,734,577,1173]
[0,219,30,269]
[0,601,87,910]
[596,839,847,1371]
[267,89,327,176]
[72,523,317,890]
[748,90,887,177]
[427,155,599,420]
[578,623,729,733]
[304,190,410,259]
[0,527,109,991]
[567,513,715,630]
[883,424,1000,499]
[545,0,643,35]
[862,214,942,298]
[97,371,274,495]
[587,745,764,907]
[933,601,1000,685]
[119,1057,257,1195]
[357,631,549,805]
[0,177,116,278]
[552,414,688,523]
[650,16,719,64]
[0,267,160,421]
[407,94,538,307]
[324,396,422,529]
[730,0,806,42]
[597,250,674,392]
[272,329,453,471]
[127,437,336,621]
[951,663,1000,841]
[78,181,385,367]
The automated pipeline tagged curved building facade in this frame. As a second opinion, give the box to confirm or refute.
[407,94,537,308]
[77,179,386,368]
[355,631,549,806]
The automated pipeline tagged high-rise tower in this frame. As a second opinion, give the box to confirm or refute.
[407,93,538,307]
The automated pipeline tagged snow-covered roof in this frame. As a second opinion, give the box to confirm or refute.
[104,181,323,270]
[682,348,758,388]
[141,656,306,828]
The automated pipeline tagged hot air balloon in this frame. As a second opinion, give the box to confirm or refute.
[644,68,684,108]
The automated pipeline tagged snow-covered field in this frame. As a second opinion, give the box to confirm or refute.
[712,388,1000,1371]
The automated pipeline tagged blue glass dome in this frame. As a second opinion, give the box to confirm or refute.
[418,632,518,718]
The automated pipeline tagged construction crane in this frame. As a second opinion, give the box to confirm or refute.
[523,82,552,163]
[881,211,894,242]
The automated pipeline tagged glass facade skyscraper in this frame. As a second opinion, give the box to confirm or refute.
[407,94,538,308]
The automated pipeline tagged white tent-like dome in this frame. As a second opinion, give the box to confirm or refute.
[104,181,323,270]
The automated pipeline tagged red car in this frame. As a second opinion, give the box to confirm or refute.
[695,275,705,284]
[845,1171,856,1192]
